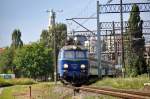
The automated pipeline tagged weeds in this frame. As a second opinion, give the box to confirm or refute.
[93,75,150,89]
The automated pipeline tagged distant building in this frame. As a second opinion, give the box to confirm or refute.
[144,43,150,65]
[90,36,97,53]
[84,36,97,53]
[104,35,122,55]
[103,35,122,65]
[0,74,15,79]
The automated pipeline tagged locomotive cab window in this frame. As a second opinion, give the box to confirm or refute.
[76,51,86,59]
[64,51,75,59]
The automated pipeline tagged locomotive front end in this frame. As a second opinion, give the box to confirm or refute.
[58,46,89,85]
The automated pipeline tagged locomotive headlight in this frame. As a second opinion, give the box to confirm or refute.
[81,64,85,69]
[64,64,68,68]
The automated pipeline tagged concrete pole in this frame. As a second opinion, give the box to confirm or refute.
[53,11,57,84]
[50,10,57,84]
[97,1,102,78]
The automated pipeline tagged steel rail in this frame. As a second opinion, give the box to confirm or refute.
[84,86,150,97]
[79,86,149,99]
[65,85,150,98]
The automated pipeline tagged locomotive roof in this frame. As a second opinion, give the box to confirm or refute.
[61,45,87,50]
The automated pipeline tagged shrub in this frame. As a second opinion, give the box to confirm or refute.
[0,78,13,87]
[11,78,36,85]
[0,78,36,87]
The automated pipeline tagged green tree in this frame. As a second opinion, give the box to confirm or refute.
[0,48,14,73]
[48,23,67,50]
[0,29,24,74]
[55,23,67,49]
[40,23,67,50]
[126,4,147,76]
[11,29,23,49]
[13,43,53,80]
[40,29,49,47]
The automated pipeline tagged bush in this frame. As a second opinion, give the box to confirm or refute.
[0,78,36,87]
[11,78,36,85]
[0,78,13,87]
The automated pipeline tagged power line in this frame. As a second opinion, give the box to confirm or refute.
[74,13,96,30]
[71,0,96,30]
[107,0,113,4]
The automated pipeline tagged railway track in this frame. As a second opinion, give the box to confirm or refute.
[66,85,150,99]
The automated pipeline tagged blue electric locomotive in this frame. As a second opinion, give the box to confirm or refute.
[57,45,89,85]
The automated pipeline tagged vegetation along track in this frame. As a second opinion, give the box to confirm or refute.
[66,85,150,99]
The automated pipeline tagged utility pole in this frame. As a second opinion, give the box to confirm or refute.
[120,0,125,77]
[46,9,57,84]
[97,1,102,78]
[46,9,56,29]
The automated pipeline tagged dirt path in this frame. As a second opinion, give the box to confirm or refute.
[0,88,4,95]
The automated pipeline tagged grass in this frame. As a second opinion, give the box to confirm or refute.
[92,75,150,89]
[85,75,150,99]
[0,82,71,99]
[0,85,27,99]
[0,75,149,99]
[0,82,121,99]
[0,78,36,87]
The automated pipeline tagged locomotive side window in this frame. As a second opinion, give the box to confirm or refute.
[76,51,85,59]
[58,51,61,59]
[64,51,74,59]
[85,51,88,58]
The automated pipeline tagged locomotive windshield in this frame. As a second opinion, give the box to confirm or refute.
[76,51,85,58]
[64,51,75,59]
[63,50,87,59]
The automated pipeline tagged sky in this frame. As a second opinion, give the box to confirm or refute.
[0,0,150,47]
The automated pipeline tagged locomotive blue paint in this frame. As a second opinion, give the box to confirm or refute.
[57,45,89,84]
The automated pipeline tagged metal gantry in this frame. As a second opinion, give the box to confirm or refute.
[100,20,150,29]
[99,3,150,13]
[97,1,150,77]
[67,1,150,78]
[67,21,150,45]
